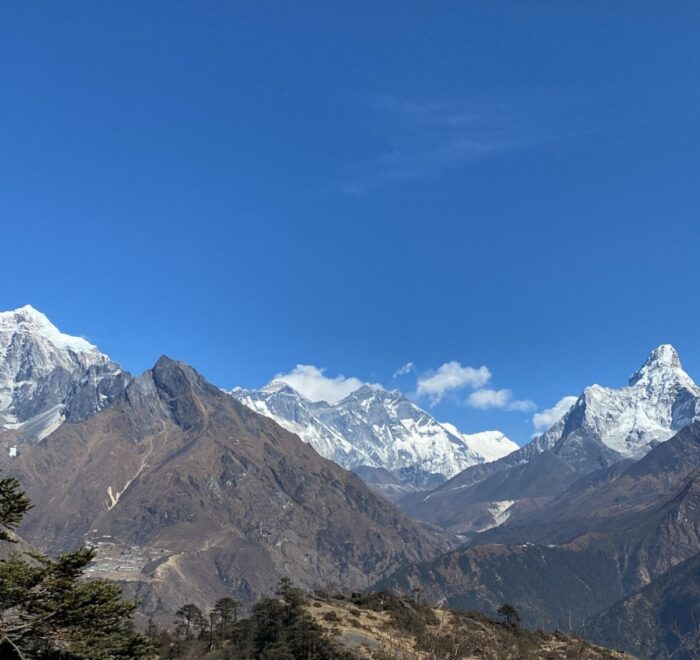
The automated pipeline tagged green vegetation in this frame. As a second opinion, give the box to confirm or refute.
[0,473,151,659]
[152,578,353,659]
[497,603,521,626]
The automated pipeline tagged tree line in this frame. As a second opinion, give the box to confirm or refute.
[149,578,354,659]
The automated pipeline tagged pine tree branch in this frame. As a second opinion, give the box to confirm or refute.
[1,634,28,660]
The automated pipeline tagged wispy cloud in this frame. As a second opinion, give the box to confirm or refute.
[344,92,589,192]
[393,361,416,378]
[506,398,537,413]
[467,388,512,409]
[413,358,535,413]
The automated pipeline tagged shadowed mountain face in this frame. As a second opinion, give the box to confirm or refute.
[2,357,443,615]
[481,422,700,560]
[379,423,700,635]
[588,552,700,658]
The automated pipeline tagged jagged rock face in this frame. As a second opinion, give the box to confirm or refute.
[2,357,444,615]
[401,344,700,532]
[231,382,517,488]
[0,305,129,442]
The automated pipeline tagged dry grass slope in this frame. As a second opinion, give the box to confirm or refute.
[307,592,634,660]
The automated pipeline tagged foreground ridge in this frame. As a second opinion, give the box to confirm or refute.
[148,586,633,659]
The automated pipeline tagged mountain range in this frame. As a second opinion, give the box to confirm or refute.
[2,304,700,656]
[380,350,700,657]
[2,354,443,615]
[381,422,700,657]
[0,305,516,496]
[399,343,700,534]
[232,381,517,498]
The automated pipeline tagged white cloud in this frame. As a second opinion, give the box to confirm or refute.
[393,362,415,378]
[466,388,536,411]
[507,399,537,412]
[274,365,366,404]
[467,388,512,409]
[416,361,491,404]
[532,395,578,433]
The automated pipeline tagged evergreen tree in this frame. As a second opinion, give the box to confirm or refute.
[497,603,521,626]
[0,472,152,658]
[0,475,32,542]
[175,603,205,640]
[145,618,159,640]
[144,618,173,658]
[250,578,343,659]
[275,578,305,612]
[212,597,241,636]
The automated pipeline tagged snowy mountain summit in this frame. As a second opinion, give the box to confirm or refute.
[400,344,700,534]
[536,343,700,465]
[231,380,518,489]
[0,305,129,443]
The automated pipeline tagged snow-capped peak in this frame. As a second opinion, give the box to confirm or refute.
[629,344,694,389]
[536,344,700,462]
[0,305,100,355]
[0,306,128,443]
[259,379,306,396]
[338,383,390,402]
[440,423,519,463]
[231,379,518,487]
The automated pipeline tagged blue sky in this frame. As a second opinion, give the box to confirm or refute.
[2,2,700,444]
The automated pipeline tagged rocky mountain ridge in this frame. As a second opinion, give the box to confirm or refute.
[2,355,444,615]
[0,305,519,495]
[400,344,700,533]
[231,380,518,493]
[381,421,700,657]
[0,305,129,445]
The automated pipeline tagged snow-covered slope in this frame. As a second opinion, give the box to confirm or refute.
[440,423,519,463]
[400,344,700,533]
[0,305,129,443]
[231,381,517,486]
[537,344,700,464]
